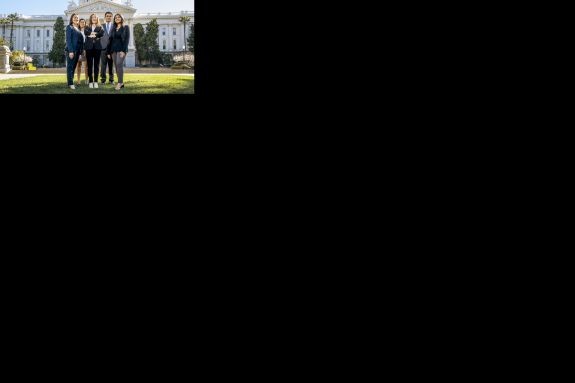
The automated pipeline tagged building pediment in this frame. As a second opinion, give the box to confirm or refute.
[65,1,136,16]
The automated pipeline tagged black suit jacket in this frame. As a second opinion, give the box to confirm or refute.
[107,26,130,54]
[84,26,104,50]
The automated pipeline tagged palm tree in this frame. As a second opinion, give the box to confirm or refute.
[0,18,9,41]
[179,15,191,62]
[7,13,20,50]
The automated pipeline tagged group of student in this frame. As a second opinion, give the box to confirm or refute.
[65,11,130,91]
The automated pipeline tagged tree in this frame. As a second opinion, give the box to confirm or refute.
[145,19,160,65]
[0,18,9,42]
[187,23,194,53]
[0,18,7,46]
[48,17,66,67]
[7,13,19,50]
[179,16,191,54]
[133,23,147,64]
[133,19,161,66]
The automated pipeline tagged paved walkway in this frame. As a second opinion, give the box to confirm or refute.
[0,73,44,80]
[0,72,194,81]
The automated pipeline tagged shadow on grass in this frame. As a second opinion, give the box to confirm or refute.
[0,75,194,94]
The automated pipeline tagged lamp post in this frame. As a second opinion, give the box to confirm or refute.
[182,45,186,63]
[22,46,26,70]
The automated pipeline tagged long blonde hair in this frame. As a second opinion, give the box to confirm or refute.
[88,13,101,28]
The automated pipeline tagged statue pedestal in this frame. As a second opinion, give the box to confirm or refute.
[0,46,11,74]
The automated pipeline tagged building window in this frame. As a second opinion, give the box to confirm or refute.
[27,30,30,38]
[26,42,30,51]
[162,29,165,36]
[173,28,176,36]
[46,29,50,37]
[163,40,166,50]
[36,30,40,37]
[173,40,176,50]
[46,41,49,51]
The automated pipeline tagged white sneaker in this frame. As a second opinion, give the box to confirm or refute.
[94,82,99,89]
[70,85,76,90]
[89,82,94,88]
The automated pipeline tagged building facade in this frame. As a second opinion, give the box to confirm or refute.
[0,0,193,67]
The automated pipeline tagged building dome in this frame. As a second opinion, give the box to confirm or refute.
[79,0,123,3]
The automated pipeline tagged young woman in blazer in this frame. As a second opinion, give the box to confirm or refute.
[84,13,104,88]
[75,18,88,85]
[107,13,130,90]
[65,13,84,90]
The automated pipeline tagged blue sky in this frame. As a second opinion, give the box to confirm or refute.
[0,1,194,15]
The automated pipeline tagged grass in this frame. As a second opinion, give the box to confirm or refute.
[0,74,194,94]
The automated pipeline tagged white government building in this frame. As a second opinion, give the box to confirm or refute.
[0,0,194,67]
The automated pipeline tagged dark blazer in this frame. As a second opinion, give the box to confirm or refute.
[107,25,130,55]
[84,26,104,50]
[65,25,84,53]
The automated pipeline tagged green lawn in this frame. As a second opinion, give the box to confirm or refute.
[0,74,194,94]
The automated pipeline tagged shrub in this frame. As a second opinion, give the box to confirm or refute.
[171,63,192,70]
[159,52,173,66]
[9,50,23,65]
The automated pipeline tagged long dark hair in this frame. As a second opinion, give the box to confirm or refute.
[113,13,124,29]
[69,13,78,26]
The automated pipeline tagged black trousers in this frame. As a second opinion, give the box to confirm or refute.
[100,49,114,82]
[86,48,100,83]
[66,51,80,86]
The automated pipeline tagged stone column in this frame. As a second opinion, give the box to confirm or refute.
[18,23,23,50]
[0,45,11,73]
[40,26,44,53]
[125,20,135,67]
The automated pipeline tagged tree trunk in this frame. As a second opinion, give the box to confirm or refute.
[183,22,187,61]
[9,21,14,50]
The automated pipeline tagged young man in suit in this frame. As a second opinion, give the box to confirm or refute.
[99,11,115,85]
